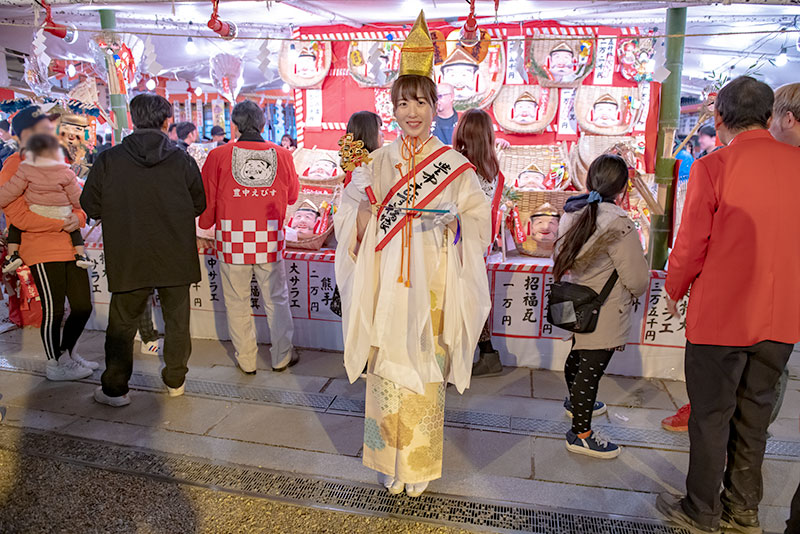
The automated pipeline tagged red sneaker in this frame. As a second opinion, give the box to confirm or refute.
[662,403,690,432]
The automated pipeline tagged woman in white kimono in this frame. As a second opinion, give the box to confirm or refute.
[334,11,491,498]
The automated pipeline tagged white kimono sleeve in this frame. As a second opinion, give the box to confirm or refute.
[442,167,492,393]
[333,176,379,383]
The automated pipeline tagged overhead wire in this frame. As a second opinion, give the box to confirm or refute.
[0,19,798,42]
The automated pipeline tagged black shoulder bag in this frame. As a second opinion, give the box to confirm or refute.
[546,270,619,334]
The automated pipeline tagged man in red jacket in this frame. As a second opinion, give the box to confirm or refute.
[657,77,800,534]
[770,82,800,534]
[199,100,299,374]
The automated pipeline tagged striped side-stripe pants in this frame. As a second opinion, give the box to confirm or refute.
[29,261,92,361]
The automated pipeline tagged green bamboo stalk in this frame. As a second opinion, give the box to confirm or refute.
[99,9,130,144]
[648,7,686,270]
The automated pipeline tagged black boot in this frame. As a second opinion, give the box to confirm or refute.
[472,350,503,377]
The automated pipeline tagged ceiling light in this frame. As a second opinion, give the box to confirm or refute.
[775,48,788,67]
[282,82,290,93]
[66,63,76,78]
[194,86,203,96]
[145,78,157,91]
[186,37,198,54]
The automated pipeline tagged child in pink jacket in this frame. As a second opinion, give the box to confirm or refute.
[1,133,91,274]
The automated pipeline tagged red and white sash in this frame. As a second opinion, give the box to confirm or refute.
[375,146,473,252]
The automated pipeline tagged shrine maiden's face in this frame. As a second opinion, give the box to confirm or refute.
[281,137,292,149]
[513,101,538,124]
[291,210,318,239]
[442,65,478,96]
[307,159,337,178]
[592,102,620,127]
[531,215,559,245]
[395,93,434,139]
[549,50,574,79]
[517,170,546,190]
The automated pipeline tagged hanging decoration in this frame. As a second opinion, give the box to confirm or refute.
[278,40,332,89]
[529,37,595,88]
[494,85,557,134]
[348,40,402,88]
[25,29,51,97]
[209,53,244,103]
[0,97,102,118]
[207,0,238,40]
[89,32,145,94]
[505,39,529,85]
[40,0,78,44]
[459,0,480,48]
[616,36,657,82]
[431,27,505,110]
[141,36,163,75]
[574,85,643,136]
[257,40,272,76]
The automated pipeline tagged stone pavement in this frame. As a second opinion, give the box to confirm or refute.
[0,327,797,533]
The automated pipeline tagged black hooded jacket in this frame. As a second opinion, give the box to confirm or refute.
[81,129,206,293]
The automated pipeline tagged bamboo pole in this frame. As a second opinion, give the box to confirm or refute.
[647,7,686,270]
[671,111,710,158]
[99,9,129,144]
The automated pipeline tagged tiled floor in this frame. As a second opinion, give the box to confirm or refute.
[0,326,797,533]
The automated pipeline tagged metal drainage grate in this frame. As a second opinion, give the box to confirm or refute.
[2,355,799,460]
[0,426,691,534]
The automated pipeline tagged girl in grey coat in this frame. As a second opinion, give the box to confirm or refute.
[553,154,649,459]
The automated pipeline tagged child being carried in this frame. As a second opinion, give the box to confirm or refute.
[1,133,91,274]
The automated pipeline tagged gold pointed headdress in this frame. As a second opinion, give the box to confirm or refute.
[399,11,435,80]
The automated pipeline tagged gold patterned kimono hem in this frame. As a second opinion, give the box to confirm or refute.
[362,257,447,485]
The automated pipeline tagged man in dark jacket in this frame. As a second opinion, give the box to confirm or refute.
[175,121,198,152]
[81,93,206,407]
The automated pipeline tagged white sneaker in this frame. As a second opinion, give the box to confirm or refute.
[166,382,185,397]
[406,481,429,498]
[45,357,93,381]
[140,339,163,355]
[68,350,100,370]
[93,386,130,407]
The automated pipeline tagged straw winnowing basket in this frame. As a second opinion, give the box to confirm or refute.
[292,147,341,179]
[493,85,559,134]
[514,190,575,257]
[498,144,569,191]
[528,36,596,88]
[574,85,643,136]
[284,178,343,251]
[571,134,638,189]
[278,41,332,89]
[568,144,588,190]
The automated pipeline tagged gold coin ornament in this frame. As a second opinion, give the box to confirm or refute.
[338,133,373,172]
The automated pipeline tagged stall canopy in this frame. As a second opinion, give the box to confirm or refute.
[1,0,799,96]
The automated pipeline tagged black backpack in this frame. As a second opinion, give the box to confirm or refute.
[546,270,618,333]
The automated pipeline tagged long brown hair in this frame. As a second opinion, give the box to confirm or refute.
[453,108,499,183]
[346,111,382,153]
[553,154,629,281]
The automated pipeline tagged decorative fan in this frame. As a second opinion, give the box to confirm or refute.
[210,53,244,103]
